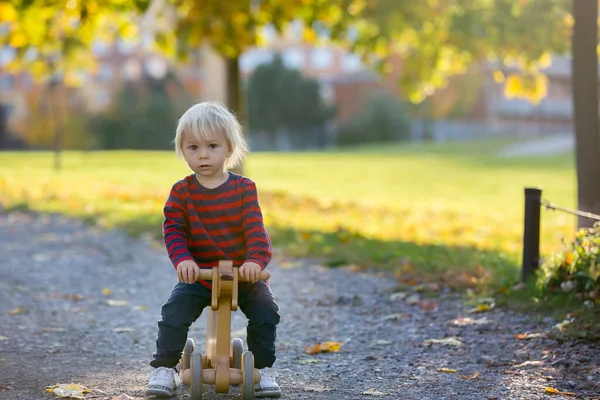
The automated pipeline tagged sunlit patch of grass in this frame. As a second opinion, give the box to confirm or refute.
[0,142,577,294]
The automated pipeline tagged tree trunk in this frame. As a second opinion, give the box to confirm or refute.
[572,0,600,228]
[226,55,245,175]
[52,81,64,171]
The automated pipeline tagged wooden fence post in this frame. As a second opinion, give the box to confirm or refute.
[522,187,542,282]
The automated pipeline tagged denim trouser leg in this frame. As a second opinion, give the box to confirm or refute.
[150,280,280,370]
[238,281,281,369]
[150,282,211,368]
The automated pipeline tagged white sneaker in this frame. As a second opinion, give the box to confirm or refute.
[254,367,281,398]
[146,366,182,397]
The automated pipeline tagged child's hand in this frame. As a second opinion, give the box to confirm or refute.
[176,260,200,284]
[239,262,262,283]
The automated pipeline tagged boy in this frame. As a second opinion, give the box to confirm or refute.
[146,101,281,398]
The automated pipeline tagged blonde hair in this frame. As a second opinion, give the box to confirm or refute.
[174,101,248,169]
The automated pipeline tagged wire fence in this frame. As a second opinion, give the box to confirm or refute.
[541,199,600,222]
[521,187,599,282]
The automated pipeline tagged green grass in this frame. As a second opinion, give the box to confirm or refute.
[0,139,578,291]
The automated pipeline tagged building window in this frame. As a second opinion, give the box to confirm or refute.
[240,49,274,73]
[0,75,13,91]
[95,90,110,108]
[342,53,362,73]
[310,48,333,69]
[282,48,304,69]
[124,59,141,81]
[98,64,113,82]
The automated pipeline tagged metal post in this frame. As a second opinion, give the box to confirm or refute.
[522,187,542,282]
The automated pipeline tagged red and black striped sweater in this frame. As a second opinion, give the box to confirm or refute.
[162,172,272,288]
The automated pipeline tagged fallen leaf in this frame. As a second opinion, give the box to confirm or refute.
[545,387,560,394]
[467,303,494,313]
[379,313,410,321]
[42,327,66,332]
[515,333,545,340]
[362,388,387,396]
[111,394,134,400]
[299,358,320,364]
[370,340,393,346]
[389,292,408,301]
[303,385,334,392]
[106,300,129,306]
[304,341,344,354]
[102,288,111,296]
[560,391,577,397]
[424,338,462,347]
[8,307,22,315]
[515,360,544,368]
[437,367,458,373]
[113,327,135,333]
[46,383,90,399]
[453,317,492,326]
[419,300,439,312]
[461,371,480,380]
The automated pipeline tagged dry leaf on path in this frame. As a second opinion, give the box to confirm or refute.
[299,358,320,364]
[46,383,90,399]
[42,327,66,332]
[111,394,134,400]
[303,385,334,392]
[389,292,408,301]
[461,371,480,380]
[424,338,462,347]
[379,313,410,321]
[453,317,492,326]
[106,300,129,306]
[304,341,344,354]
[545,387,559,394]
[515,333,545,340]
[437,367,458,373]
[370,340,393,346]
[419,300,439,312]
[8,307,22,315]
[113,327,135,333]
[362,388,387,396]
[467,303,494,313]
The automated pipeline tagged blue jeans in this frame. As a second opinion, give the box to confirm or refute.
[150,280,280,369]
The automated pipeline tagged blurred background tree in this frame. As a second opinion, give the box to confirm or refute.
[90,71,189,150]
[1,0,598,224]
[337,91,410,146]
[247,55,335,150]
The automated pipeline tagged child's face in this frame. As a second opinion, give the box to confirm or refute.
[181,129,232,179]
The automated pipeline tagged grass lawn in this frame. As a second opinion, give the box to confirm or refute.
[0,139,578,292]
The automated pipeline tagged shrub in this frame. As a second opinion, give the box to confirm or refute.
[337,91,410,146]
[537,224,600,306]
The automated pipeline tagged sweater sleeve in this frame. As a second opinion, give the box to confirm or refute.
[241,180,272,269]
[163,183,195,269]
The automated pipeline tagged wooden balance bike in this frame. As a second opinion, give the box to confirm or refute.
[179,260,270,400]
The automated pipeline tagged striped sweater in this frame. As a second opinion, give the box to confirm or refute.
[162,172,272,288]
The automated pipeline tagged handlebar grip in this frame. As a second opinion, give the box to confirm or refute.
[196,269,270,281]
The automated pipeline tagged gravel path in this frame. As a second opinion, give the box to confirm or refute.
[0,211,599,400]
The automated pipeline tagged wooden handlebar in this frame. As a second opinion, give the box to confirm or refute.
[197,268,270,282]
